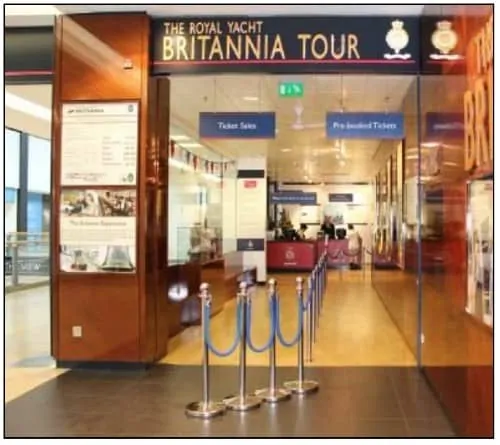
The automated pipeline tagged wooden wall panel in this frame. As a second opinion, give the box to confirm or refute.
[420,7,493,437]
[51,13,168,364]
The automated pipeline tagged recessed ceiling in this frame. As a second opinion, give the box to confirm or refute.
[170,74,416,182]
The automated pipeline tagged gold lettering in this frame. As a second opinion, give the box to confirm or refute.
[311,34,328,59]
[330,34,346,59]
[487,66,493,161]
[176,36,189,61]
[463,90,475,171]
[226,35,242,59]
[197,36,210,60]
[245,36,261,59]
[474,78,489,166]
[270,35,285,60]
[348,34,360,59]
[209,36,224,59]
[297,34,311,59]
[162,36,175,60]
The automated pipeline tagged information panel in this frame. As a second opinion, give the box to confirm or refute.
[59,189,137,273]
[61,102,139,186]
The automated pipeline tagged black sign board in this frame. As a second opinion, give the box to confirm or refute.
[5,27,54,84]
[152,16,421,75]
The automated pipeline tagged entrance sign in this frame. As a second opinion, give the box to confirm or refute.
[279,82,304,97]
[152,17,420,75]
[326,112,404,139]
[270,191,317,205]
[199,112,276,139]
[61,102,139,186]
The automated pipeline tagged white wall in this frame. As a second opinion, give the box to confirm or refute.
[5,128,20,189]
[222,170,237,253]
[27,135,51,194]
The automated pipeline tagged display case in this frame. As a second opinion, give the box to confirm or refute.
[466,179,493,327]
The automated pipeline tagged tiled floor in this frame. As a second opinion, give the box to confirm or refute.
[4,272,456,437]
[4,365,455,437]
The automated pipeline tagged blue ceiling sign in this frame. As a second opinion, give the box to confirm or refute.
[326,112,405,139]
[271,191,317,205]
[328,193,354,203]
[199,112,276,139]
[425,112,464,139]
[151,16,420,75]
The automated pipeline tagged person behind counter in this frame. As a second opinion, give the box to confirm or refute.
[298,223,308,240]
[347,223,362,269]
[320,216,336,240]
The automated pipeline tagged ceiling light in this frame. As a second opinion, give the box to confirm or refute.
[243,96,259,101]
[339,160,346,167]
[308,179,313,184]
[422,142,441,148]
[180,142,203,149]
[5,92,51,121]
[304,175,309,180]
[281,148,292,152]
[171,134,190,141]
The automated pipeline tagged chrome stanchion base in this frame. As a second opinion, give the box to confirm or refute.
[223,394,262,411]
[283,379,319,395]
[185,400,226,418]
[254,387,291,403]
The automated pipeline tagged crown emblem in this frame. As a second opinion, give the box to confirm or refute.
[384,19,411,60]
[430,20,462,60]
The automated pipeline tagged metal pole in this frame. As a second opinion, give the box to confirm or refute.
[307,276,314,361]
[185,283,226,418]
[254,279,291,403]
[224,282,262,411]
[315,265,320,330]
[284,277,319,395]
[12,243,19,286]
[311,269,317,344]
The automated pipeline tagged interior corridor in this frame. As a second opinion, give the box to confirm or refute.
[164,271,415,367]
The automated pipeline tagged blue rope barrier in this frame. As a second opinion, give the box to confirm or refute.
[276,291,303,347]
[246,294,276,353]
[203,299,242,357]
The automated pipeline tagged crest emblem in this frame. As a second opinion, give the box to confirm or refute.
[430,21,463,61]
[384,20,412,60]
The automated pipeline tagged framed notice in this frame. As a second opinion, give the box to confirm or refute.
[60,102,139,186]
[59,189,137,273]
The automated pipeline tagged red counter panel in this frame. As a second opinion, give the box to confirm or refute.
[267,241,317,271]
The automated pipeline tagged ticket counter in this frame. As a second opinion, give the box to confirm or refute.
[267,240,317,271]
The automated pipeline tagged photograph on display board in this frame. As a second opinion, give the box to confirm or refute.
[61,189,136,217]
[466,180,493,326]
[60,189,137,273]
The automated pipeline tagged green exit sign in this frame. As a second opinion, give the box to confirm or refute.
[279,82,304,98]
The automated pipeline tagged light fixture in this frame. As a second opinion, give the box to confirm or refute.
[304,175,309,180]
[170,134,190,141]
[281,148,292,152]
[422,141,441,148]
[180,142,203,149]
[339,160,346,167]
[243,96,259,101]
[5,92,51,121]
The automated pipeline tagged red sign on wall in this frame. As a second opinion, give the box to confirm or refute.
[244,180,257,188]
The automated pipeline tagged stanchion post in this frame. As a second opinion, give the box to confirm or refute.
[254,279,291,403]
[224,282,262,411]
[306,275,313,362]
[185,283,226,418]
[311,268,317,344]
[283,277,319,395]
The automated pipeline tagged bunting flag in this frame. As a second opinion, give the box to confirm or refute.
[167,138,234,177]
